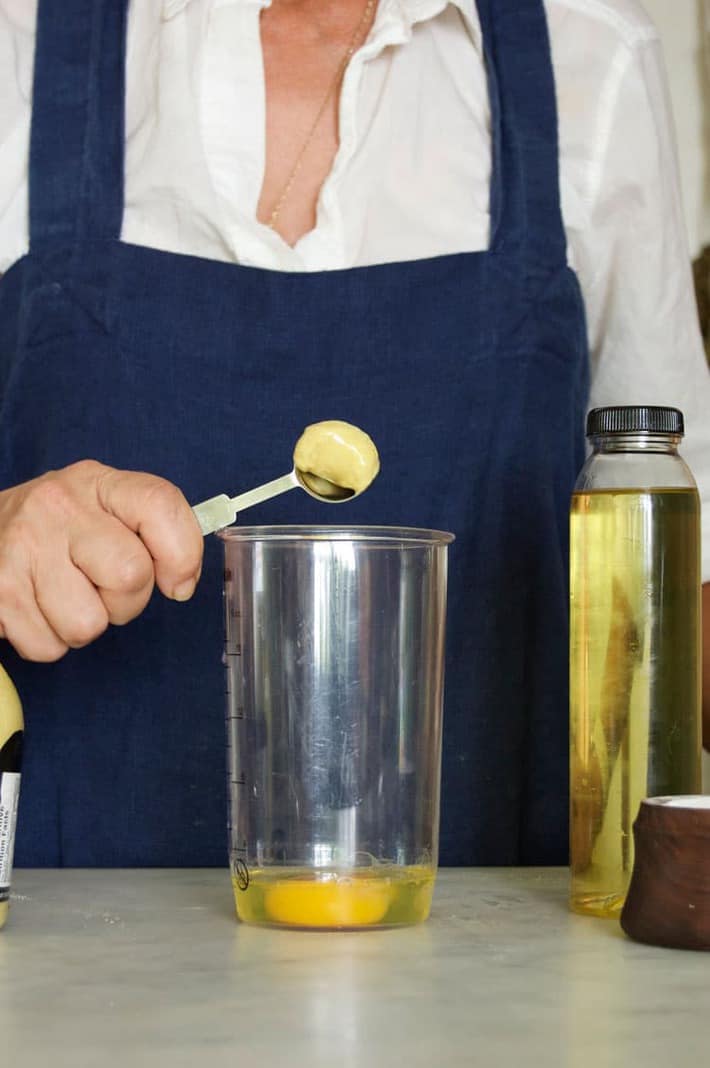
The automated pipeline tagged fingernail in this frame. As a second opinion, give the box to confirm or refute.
[173,579,196,602]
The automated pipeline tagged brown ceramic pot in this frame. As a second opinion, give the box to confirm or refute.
[621,797,710,951]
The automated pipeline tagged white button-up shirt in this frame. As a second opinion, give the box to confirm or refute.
[1,0,709,574]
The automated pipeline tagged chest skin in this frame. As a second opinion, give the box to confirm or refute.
[256,0,376,246]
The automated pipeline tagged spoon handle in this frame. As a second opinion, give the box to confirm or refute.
[192,471,299,536]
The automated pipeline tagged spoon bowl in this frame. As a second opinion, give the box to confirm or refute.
[296,469,355,501]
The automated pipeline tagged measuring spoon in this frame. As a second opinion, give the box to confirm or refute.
[192,468,355,537]
[192,420,379,535]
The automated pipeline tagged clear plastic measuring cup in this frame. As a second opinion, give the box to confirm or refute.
[220,526,454,929]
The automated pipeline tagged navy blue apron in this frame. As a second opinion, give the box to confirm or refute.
[0,0,588,867]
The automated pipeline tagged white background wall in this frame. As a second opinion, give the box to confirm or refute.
[641,0,709,787]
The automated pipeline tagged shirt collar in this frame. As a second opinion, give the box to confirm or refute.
[162,0,188,17]
[397,0,477,29]
[162,0,482,54]
[162,0,267,17]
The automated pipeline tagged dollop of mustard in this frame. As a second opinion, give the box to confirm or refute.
[293,420,380,496]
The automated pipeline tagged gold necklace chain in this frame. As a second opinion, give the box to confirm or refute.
[267,0,376,231]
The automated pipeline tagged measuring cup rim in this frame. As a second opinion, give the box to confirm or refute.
[218,525,455,545]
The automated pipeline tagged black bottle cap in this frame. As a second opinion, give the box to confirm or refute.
[586,406,684,438]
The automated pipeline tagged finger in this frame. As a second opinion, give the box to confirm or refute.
[33,551,110,649]
[95,469,203,600]
[69,513,155,623]
[98,582,155,627]
[0,571,68,662]
[71,514,155,592]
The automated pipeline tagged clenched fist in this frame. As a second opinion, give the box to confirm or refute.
[0,460,204,661]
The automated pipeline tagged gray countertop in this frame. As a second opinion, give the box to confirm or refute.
[0,868,706,1067]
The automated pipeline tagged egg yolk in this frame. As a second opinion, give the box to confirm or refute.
[264,875,391,928]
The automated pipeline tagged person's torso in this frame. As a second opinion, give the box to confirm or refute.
[0,0,588,868]
[0,0,659,272]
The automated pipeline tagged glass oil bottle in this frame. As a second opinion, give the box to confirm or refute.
[569,406,701,917]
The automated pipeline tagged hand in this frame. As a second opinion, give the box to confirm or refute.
[0,460,203,661]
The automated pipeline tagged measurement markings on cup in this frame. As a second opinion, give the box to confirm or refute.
[234,857,250,891]
[225,604,250,890]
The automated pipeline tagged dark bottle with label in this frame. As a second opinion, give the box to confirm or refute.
[0,662,23,930]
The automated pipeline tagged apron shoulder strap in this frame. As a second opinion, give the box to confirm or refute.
[477,0,567,267]
[29,0,127,247]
